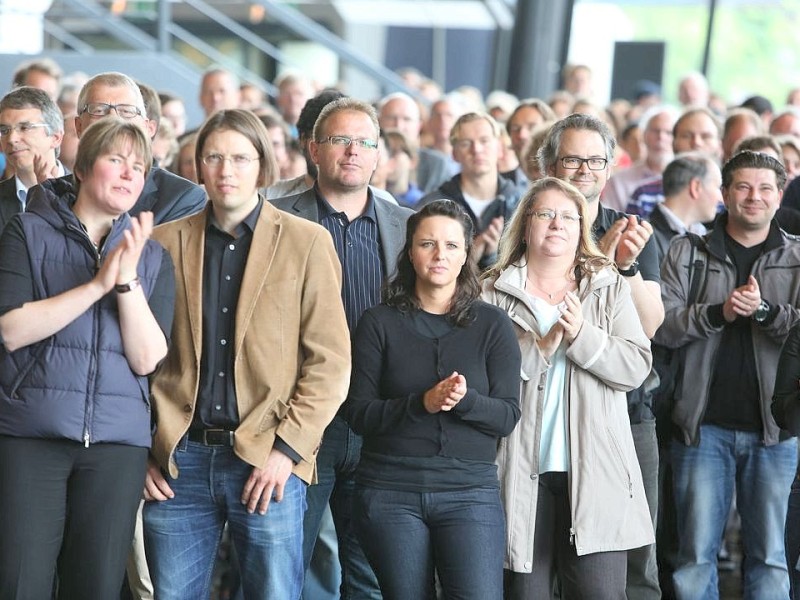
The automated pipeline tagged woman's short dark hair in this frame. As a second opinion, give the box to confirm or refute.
[384,200,480,327]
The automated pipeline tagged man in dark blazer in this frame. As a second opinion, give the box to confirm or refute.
[38,72,205,225]
[0,86,66,233]
[271,97,411,600]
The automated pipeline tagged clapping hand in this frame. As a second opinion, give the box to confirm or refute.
[423,371,467,413]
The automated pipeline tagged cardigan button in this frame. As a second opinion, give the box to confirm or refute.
[530,473,537,480]
[183,404,192,413]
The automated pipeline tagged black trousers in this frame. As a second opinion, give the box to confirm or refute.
[504,472,627,600]
[0,436,147,600]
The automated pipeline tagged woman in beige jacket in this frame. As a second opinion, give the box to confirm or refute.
[482,177,654,599]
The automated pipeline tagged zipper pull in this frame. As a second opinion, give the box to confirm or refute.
[569,528,576,546]
[84,431,90,448]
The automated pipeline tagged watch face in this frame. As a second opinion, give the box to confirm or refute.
[755,302,769,321]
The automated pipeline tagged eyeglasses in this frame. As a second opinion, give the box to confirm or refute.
[0,122,49,137]
[317,135,378,150]
[201,153,260,169]
[559,156,608,170]
[81,102,143,120]
[528,209,582,223]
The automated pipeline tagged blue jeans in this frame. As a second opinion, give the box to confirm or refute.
[786,465,800,600]
[142,439,307,600]
[302,415,380,599]
[354,485,505,600]
[671,425,797,600]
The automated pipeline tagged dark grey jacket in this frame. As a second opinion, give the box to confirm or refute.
[655,216,800,445]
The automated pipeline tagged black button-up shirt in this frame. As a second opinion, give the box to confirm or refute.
[193,201,262,430]
[315,185,385,335]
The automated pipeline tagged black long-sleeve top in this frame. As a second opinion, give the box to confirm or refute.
[342,301,521,492]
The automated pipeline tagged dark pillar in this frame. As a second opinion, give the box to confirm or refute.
[506,0,575,99]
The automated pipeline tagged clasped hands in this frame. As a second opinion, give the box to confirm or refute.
[537,291,583,359]
[723,275,761,322]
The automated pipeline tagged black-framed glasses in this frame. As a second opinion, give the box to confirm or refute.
[81,102,143,120]
[528,209,582,223]
[317,135,378,150]
[559,156,608,170]
[201,153,260,169]
[0,122,50,137]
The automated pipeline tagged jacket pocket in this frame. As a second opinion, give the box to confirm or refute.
[606,426,633,498]
[5,346,47,401]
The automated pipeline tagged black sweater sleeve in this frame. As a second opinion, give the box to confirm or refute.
[342,309,430,435]
[450,308,521,436]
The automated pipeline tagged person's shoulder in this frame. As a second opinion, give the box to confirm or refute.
[471,299,511,323]
[149,166,200,194]
[269,187,315,211]
[375,194,414,219]
[152,208,204,240]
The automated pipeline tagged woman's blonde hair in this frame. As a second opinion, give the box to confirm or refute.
[485,177,611,280]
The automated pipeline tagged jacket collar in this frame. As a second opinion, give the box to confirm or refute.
[705,212,785,261]
[492,261,618,310]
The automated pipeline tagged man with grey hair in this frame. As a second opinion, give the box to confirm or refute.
[0,86,65,231]
[38,71,205,225]
[604,105,679,212]
[272,96,412,599]
[378,91,450,192]
[535,112,664,600]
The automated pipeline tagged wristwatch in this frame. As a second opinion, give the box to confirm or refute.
[753,299,770,323]
[617,260,639,277]
[115,277,141,294]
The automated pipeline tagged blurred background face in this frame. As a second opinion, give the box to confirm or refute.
[451,118,499,178]
[379,98,420,142]
[644,112,675,158]
[781,143,800,183]
[674,113,720,158]
[161,99,187,137]
[508,106,545,160]
[200,72,240,117]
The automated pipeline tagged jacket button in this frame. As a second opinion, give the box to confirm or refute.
[530,473,537,480]
[183,404,192,413]
[524,561,532,570]
[537,385,544,391]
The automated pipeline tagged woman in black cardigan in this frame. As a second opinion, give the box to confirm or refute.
[342,199,521,600]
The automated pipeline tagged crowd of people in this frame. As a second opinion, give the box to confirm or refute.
[2,55,800,600]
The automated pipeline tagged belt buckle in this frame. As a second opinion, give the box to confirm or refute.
[203,429,233,446]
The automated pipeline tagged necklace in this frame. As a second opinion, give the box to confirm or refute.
[526,276,573,301]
